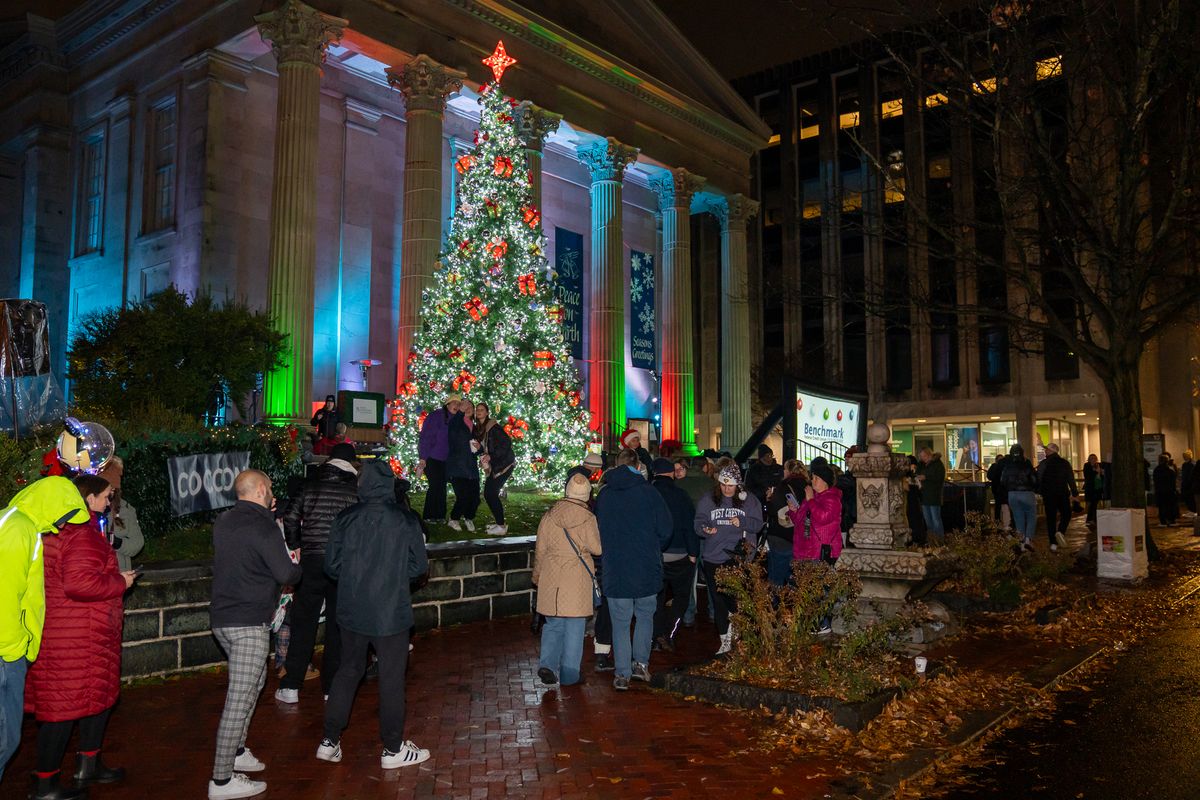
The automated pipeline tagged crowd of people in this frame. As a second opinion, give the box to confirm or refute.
[6,407,1198,799]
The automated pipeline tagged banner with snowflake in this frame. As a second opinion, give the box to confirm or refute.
[553,227,584,360]
[630,250,656,370]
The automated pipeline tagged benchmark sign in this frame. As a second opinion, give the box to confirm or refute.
[793,387,863,458]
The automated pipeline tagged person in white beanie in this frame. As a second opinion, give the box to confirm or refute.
[693,465,764,655]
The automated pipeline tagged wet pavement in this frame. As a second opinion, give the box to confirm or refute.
[0,615,838,800]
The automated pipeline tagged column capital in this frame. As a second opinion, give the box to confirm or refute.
[386,55,466,114]
[514,101,562,153]
[650,168,706,211]
[706,193,760,230]
[255,0,346,67]
[576,137,639,183]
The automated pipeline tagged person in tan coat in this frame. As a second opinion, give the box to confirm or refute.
[532,471,601,687]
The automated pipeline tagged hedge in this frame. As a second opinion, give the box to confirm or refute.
[1,422,303,538]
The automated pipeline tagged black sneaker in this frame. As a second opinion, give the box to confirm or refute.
[631,662,651,682]
[613,675,630,691]
[655,635,675,653]
[536,667,558,686]
[594,652,614,672]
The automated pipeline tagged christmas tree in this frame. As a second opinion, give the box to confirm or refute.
[388,43,590,489]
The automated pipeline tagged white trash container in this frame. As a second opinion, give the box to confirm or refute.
[1096,508,1149,581]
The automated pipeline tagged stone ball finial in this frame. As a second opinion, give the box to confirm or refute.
[866,422,891,454]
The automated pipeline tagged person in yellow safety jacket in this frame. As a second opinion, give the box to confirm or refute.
[0,477,89,780]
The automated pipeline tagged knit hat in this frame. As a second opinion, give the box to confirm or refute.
[325,394,335,403]
[582,451,604,471]
[619,429,640,449]
[811,463,835,487]
[717,465,742,486]
[329,443,358,463]
[565,472,592,501]
[651,457,675,476]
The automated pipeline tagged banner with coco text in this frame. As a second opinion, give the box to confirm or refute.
[630,250,655,370]
[167,451,252,517]
[553,228,584,360]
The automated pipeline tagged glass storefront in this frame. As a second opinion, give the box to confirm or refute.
[891,418,1086,477]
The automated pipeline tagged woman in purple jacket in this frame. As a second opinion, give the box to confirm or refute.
[417,394,457,523]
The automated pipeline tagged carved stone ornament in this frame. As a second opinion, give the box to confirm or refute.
[649,168,705,211]
[387,55,467,114]
[859,481,884,518]
[576,137,639,183]
[255,0,346,67]
[514,101,562,152]
[706,193,760,229]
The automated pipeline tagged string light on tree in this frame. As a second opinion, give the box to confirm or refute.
[387,41,589,488]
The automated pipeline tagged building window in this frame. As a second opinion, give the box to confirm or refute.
[146,100,177,232]
[76,129,106,255]
[978,326,1010,384]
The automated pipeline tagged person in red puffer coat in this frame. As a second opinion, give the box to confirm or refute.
[25,473,137,800]
[788,462,844,564]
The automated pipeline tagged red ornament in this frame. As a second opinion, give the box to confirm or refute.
[482,40,518,83]
[455,154,476,175]
[492,155,514,178]
[533,350,555,369]
[398,381,417,396]
[417,410,428,429]
[569,390,581,407]
[504,415,529,440]
[406,351,418,365]
[522,206,541,228]
[463,297,489,321]
[517,272,537,295]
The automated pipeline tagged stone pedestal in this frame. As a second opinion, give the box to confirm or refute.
[836,423,955,645]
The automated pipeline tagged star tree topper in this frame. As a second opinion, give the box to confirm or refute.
[482,40,517,83]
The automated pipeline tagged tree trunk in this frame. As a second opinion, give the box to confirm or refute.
[1106,365,1146,510]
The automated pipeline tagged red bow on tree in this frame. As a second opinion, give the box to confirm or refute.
[517,273,537,295]
[455,154,476,175]
[533,350,555,369]
[452,369,476,393]
[493,155,514,178]
[487,238,508,261]
[545,304,565,324]
[463,297,489,320]
[504,416,529,439]
[398,381,417,396]
[522,206,541,228]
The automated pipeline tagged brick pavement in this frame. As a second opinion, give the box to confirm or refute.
[0,615,838,800]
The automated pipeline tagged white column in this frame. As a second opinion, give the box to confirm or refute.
[387,54,466,389]
[709,193,760,450]
[650,168,705,456]
[577,137,638,450]
[515,102,561,209]
[255,0,345,424]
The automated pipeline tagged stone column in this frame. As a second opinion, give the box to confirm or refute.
[255,0,345,425]
[18,124,71,376]
[650,168,705,456]
[577,137,638,450]
[515,102,561,209]
[387,55,465,389]
[709,193,760,450]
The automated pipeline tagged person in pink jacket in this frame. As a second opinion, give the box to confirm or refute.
[787,462,843,564]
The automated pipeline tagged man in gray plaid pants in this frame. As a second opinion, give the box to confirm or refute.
[207,471,301,800]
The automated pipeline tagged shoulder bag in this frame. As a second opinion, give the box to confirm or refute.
[561,521,602,608]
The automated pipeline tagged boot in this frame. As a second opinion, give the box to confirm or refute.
[28,772,87,800]
[73,752,125,786]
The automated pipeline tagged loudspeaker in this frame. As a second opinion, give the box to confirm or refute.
[0,299,51,378]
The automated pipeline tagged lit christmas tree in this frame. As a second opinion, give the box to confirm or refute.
[388,42,590,489]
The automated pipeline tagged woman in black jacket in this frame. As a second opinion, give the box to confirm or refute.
[474,401,516,536]
[446,399,480,532]
[1153,453,1180,527]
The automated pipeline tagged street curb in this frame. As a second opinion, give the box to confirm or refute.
[856,644,1109,800]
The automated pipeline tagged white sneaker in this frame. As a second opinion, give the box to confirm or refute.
[1055,531,1067,547]
[381,740,430,769]
[464,519,476,532]
[316,738,343,763]
[486,524,508,536]
[233,748,265,772]
[273,688,299,704]
[447,519,462,531]
[1050,544,1059,553]
[208,773,266,799]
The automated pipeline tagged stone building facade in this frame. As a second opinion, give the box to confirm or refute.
[0,0,770,453]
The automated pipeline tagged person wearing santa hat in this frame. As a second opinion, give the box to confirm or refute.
[618,429,653,473]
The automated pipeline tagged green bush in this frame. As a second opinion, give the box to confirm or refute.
[0,428,60,506]
[942,512,1021,596]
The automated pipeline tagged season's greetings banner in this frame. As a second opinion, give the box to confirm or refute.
[629,250,655,370]
[553,228,584,360]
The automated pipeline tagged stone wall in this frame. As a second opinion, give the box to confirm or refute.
[120,537,536,680]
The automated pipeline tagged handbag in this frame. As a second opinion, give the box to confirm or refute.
[562,526,602,608]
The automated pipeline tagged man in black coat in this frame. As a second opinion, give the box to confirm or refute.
[311,395,339,439]
[276,442,359,703]
[649,458,699,651]
[744,445,784,514]
[319,460,430,770]
[1036,443,1077,550]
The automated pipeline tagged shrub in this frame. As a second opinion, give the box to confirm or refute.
[710,557,919,701]
[0,428,60,506]
[942,512,1021,596]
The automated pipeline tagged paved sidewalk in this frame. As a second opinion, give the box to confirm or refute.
[1,615,838,800]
